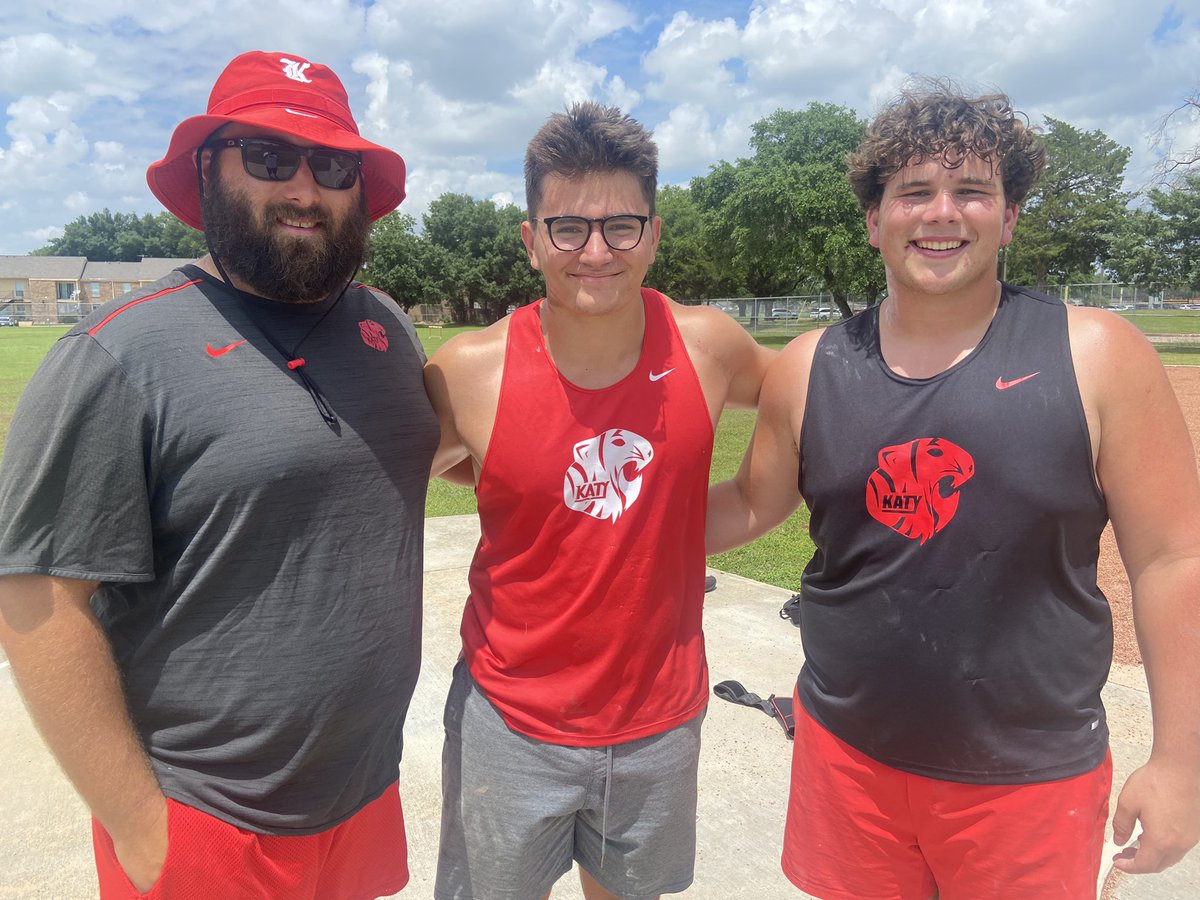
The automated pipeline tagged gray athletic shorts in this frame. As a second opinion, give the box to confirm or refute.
[435,660,704,900]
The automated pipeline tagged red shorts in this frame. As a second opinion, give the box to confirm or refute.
[92,782,408,899]
[782,695,1111,900]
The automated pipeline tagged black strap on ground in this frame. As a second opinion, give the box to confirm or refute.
[712,680,795,740]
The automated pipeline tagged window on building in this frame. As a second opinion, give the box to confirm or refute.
[122,282,133,293]
[14,284,24,299]
[90,283,101,298]
[56,282,75,300]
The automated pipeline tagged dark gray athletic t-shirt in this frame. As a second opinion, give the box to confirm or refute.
[0,266,439,833]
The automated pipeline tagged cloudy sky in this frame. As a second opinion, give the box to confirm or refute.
[2,0,1197,256]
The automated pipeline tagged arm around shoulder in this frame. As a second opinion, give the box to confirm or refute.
[706,330,818,554]
[423,325,506,480]
[677,302,776,410]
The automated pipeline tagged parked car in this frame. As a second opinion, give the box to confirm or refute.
[809,306,833,319]
[0,314,17,326]
[768,307,793,319]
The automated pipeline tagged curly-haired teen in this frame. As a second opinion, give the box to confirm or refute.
[846,84,1045,208]
[708,84,1200,898]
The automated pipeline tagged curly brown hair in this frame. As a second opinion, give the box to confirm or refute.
[847,83,1045,209]
[524,101,658,218]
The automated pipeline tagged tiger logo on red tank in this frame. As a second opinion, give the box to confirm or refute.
[865,437,975,545]
[563,428,655,523]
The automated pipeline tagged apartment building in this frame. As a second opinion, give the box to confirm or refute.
[0,256,196,324]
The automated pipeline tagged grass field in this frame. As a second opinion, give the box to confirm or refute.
[5,306,1199,592]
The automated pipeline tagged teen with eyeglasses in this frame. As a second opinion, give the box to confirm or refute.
[0,51,437,898]
[423,102,774,900]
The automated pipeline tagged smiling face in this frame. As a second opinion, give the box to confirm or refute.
[866,154,1018,301]
[200,125,368,303]
[521,171,660,318]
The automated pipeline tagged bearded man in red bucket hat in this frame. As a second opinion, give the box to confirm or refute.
[0,51,437,898]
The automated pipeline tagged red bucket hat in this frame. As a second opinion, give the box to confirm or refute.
[147,51,405,229]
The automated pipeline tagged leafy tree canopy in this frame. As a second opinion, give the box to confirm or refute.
[690,103,885,314]
[1006,117,1133,290]
[33,209,206,260]
[364,212,457,311]
[422,194,541,323]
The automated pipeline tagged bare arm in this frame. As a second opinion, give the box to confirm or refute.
[423,323,507,481]
[424,351,471,480]
[719,316,777,410]
[706,331,819,554]
[1072,308,1200,874]
[673,303,776,420]
[0,575,167,890]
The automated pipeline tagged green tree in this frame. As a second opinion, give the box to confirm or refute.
[646,184,732,300]
[423,194,541,323]
[691,104,885,315]
[364,212,457,311]
[1005,117,1133,290]
[1140,172,1200,290]
[1106,207,1170,288]
[33,210,206,260]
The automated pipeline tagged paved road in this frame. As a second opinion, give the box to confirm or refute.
[2,516,1196,898]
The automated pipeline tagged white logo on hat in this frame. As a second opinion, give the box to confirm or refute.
[280,58,312,83]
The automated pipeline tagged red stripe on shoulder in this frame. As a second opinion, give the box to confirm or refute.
[88,279,202,337]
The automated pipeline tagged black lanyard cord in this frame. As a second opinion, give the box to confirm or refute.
[197,151,352,429]
[207,250,352,428]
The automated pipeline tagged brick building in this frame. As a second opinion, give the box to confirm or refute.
[0,256,196,325]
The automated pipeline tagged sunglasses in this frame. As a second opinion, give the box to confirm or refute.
[205,138,361,190]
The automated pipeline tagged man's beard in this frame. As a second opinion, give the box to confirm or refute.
[201,161,369,303]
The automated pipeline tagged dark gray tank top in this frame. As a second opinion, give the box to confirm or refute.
[797,284,1111,784]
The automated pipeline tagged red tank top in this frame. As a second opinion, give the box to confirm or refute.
[463,288,714,746]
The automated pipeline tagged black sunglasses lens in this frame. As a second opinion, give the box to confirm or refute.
[234,141,359,189]
[308,150,360,189]
[242,143,301,181]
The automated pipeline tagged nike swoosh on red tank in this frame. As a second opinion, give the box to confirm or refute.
[206,340,248,358]
[995,372,1041,390]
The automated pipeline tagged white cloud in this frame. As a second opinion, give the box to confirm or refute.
[0,94,90,194]
[0,1,1196,254]
[643,12,743,105]
[0,34,98,95]
[654,102,761,175]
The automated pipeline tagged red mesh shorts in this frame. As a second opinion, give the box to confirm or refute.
[782,694,1111,900]
[92,782,408,899]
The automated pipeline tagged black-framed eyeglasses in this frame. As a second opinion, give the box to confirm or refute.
[204,138,361,190]
[532,214,650,252]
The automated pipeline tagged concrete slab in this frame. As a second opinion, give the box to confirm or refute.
[1,515,1197,898]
